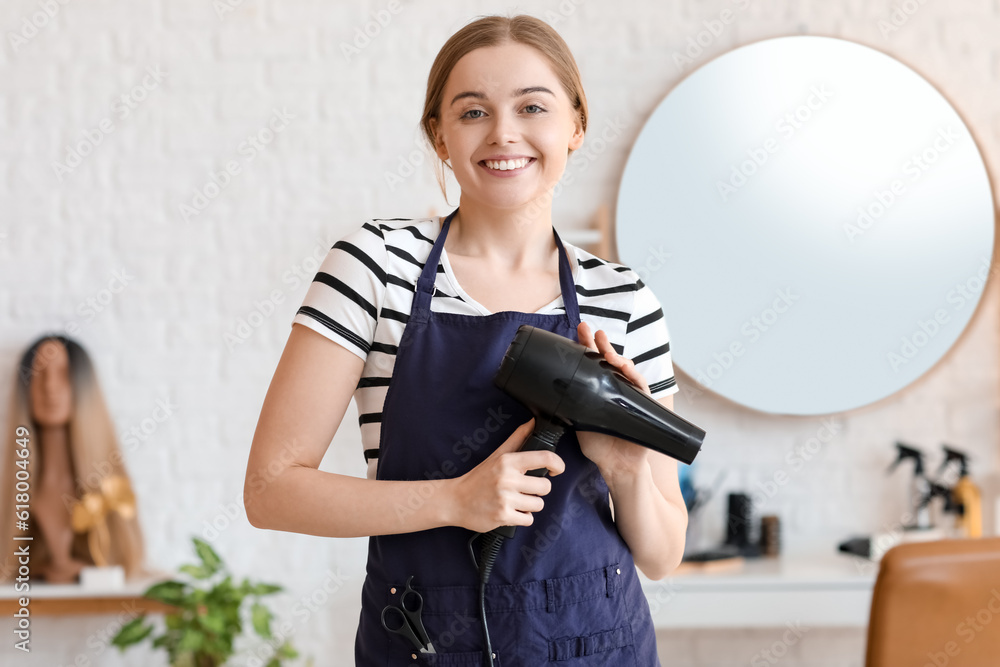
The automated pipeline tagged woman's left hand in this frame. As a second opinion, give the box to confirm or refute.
[575,321,651,481]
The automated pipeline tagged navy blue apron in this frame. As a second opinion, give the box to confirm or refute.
[355,206,660,665]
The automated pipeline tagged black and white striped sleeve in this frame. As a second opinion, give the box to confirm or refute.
[623,271,679,400]
[292,221,387,362]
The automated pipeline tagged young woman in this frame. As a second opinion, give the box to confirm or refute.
[246,14,687,665]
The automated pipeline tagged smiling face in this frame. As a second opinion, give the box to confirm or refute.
[429,41,585,210]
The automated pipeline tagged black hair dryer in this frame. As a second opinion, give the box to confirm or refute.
[490,324,706,538]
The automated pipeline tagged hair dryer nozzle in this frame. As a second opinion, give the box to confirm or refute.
[494,324,705,465]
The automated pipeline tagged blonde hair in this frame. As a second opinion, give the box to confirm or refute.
[0,335,148,582]
[421,13,589,204]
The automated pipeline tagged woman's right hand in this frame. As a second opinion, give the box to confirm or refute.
[448,418,566,534]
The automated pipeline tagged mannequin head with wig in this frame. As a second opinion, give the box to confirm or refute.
[0,333,146,582]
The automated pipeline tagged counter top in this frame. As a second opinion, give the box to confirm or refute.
[641,551,878,628]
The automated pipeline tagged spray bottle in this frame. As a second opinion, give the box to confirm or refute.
[924,481,961,537]
[937,445,983,538]
[887,442,932,530]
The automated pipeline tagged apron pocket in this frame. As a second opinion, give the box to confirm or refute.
[548,623,634,661]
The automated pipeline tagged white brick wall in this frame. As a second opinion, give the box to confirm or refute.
[1,1,998,665]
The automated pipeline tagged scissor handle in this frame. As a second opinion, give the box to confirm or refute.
[399,576,431,646]
[399,576,423,613]
[381,605,424,651]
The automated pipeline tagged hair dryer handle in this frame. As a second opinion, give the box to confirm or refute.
[487,418,566,540]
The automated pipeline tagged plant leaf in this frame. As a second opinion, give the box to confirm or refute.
[275,641,298,659]
[144,580,189,606]
[251,582,283,596]
[215,575,236,602]
[177,628,203,652]
[192,536,223,574]
[179,564,212,580]
[251,602,272,639]
[200,609,227,634]
[111,616,153,648]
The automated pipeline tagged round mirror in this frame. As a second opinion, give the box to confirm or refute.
[616,35,996,416]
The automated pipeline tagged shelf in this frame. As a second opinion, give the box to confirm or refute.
[0,576,177,617]
[641,551,877,628]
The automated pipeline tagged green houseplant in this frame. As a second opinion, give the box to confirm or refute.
[111,536,313,667]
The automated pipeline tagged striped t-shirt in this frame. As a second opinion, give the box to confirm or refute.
[292,216,679,480]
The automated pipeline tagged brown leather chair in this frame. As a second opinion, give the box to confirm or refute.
[865,537,1000,667]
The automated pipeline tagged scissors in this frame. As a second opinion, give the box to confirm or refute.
[381,576,436,654]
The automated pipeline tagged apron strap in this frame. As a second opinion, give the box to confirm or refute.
[411,208,456,324]
[413,206,581,326]
[553,226,581,326]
